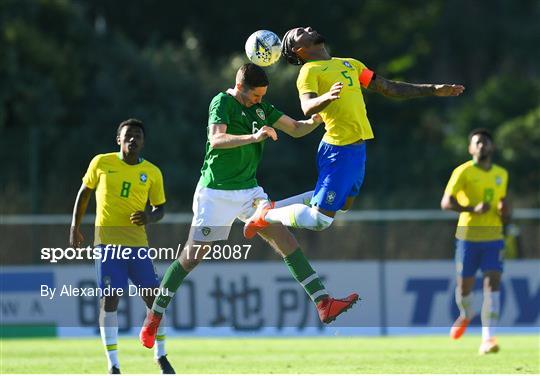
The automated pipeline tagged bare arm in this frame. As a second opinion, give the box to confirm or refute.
[498,197,512,225]
[130,204,165,226]
[209,124,277,149]
[70,184,94,247]
[299,82,344,116]
[368,75,465,99]
[273,114,323,138]
[441,193,490,214]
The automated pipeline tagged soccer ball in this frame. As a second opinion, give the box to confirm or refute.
[245,30,282,67]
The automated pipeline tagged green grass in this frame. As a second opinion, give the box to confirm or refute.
[1,335,539,374]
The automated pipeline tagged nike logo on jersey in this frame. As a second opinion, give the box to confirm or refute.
[241,111,247,117]
[321,67,328,71]
[108,170,118,173]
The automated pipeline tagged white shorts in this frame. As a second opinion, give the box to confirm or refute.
[190,184,269,241]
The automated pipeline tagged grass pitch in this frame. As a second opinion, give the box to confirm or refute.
[1,335,538,374]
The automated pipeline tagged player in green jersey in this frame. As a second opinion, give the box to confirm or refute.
[140,64,360,349]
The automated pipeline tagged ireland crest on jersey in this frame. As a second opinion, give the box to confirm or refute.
[256,108,265,121]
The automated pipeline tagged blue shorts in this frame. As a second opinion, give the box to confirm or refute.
[95,245,159,291]
[311,141,366,211]
[455,239,505,277]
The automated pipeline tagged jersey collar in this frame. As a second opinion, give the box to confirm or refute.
[117,152,144,165]
[472,159,492,172]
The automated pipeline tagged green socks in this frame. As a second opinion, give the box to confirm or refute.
[152,260,188,314]
[152,249,327,315]
[284,248,328,303]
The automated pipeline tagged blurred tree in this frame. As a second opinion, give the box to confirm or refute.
[496,107,540,205]
[1,0,539,212]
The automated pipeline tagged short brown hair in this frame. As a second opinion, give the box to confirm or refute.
[236,63,269,90]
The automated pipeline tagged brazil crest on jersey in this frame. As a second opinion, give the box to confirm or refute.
[199,92,284,190]
[297,57,374,145]
[83,153,166,246]
[444,161,508,241]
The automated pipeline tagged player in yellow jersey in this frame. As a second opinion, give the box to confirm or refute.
[441,128,510,355]
[244,26,465,237]
[70,119,174,374]
[140,64,359,350]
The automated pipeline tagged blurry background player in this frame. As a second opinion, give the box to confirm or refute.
[441,128,510,355]
[244,26,465,238]
[140,64,359,349]
[70,119,174,374]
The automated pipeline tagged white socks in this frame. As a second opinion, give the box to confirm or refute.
[266,191,334,231]
[455,288,500,341]
[148,308,167,359]
[99,310,119,369]
[274,191,313,208]
[100,308,168,370]
[481,291,500,340]
[265,204,334,231]
[455,289,475,320]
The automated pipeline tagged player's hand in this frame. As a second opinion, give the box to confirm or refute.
[497,199,511,217]
[252,125,278,142]
[69,227,84,247]
[324,82,344,101]
[434,84,465,97]
[310,113,323,125]
[473,202,490,214]
[130,211,148,226]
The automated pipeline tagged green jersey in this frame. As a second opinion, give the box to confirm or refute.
[199,92,284,190]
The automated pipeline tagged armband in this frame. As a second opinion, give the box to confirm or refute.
[359,68,375,88]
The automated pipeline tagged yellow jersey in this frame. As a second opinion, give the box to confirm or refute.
[297,57,374,145]
[444,160,508,241]
[82,152,166,246]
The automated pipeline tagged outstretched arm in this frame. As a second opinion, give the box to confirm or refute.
[273,114,323,138]
[368,75,465,99]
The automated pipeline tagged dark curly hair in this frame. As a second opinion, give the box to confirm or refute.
[468,128,493,143]
[117,118,145,136]
[281,28,304,66]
